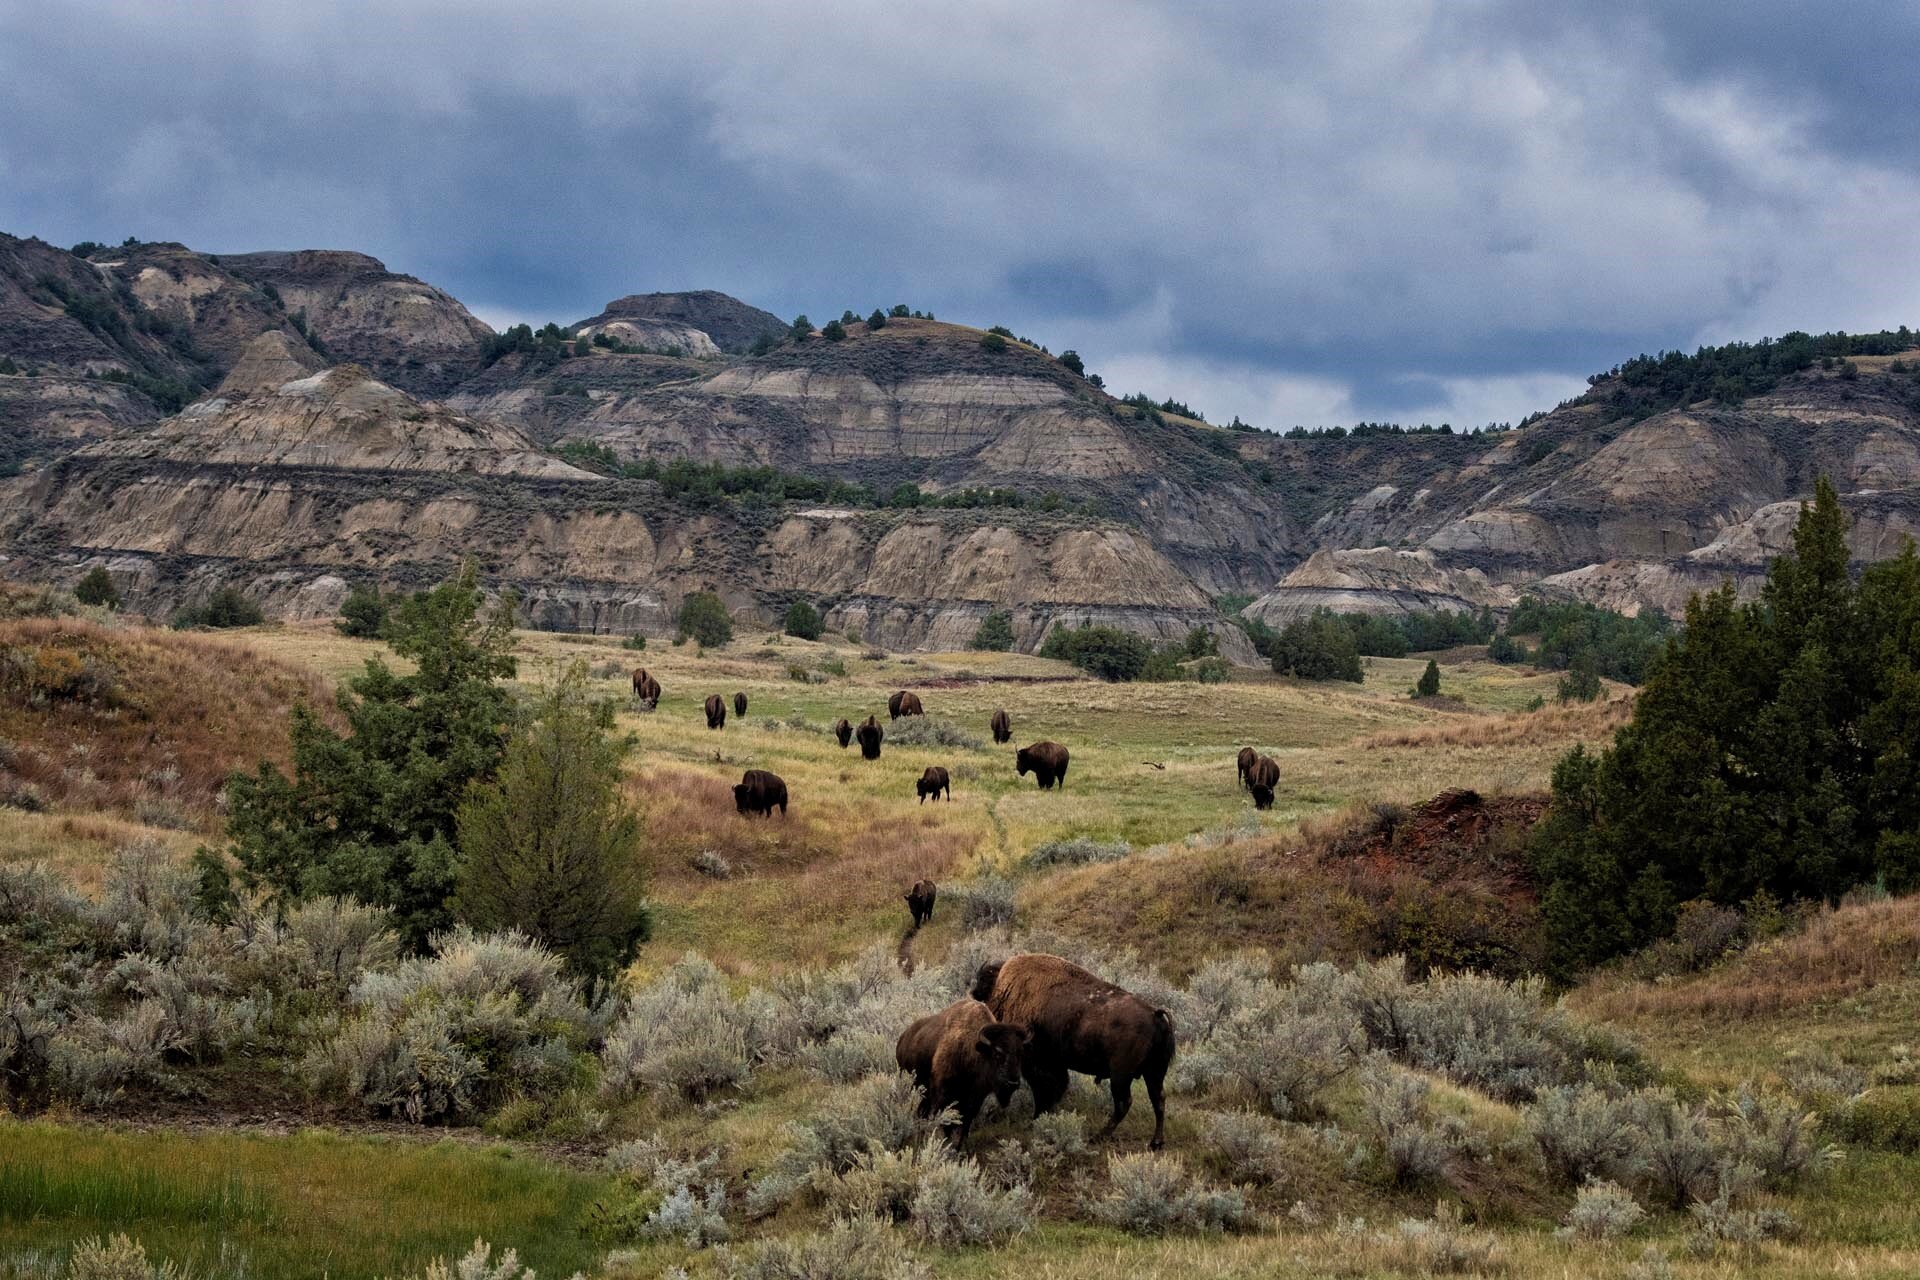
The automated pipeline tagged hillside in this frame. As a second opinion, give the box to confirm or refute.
[3,225,1919,652]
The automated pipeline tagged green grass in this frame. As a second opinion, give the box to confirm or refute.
[0,1124,610,1280]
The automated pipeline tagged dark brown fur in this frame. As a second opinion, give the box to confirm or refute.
[1236,746,1257,789]
[917,766,951,804]
[704,694,727,730]
[834,717,853,748]
[1015,741,1070,790]
[895,998,1028,1147]
[632,668,661,709]
[733,768,787,817]
[990,709,1012,744]
[905,878,936,928]
[888,690,924,720]
[1251,782,1275,810]
[734,691,748,717]
[971,953,1174,1149]
[1245,754,1279,800]
[856,714,884,760]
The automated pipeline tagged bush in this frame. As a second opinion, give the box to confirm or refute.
[1415,660,1441,698]
[822,320,848,342]
[784,600,825,641]
[866,309,887,331]
[453,662,650,980]
[1080,1152,1253,1236]
[1024,837,1131,870]
[1197,1109,1290,1186]
[723,1216,926,1280]
[971,611,1014,652]
[1556,652,1601,702]
[401,1240,537,1280]
[1384,1202,1505,1275]
[1632,1091,1734,1209]
[335,583,387,638]
[746,1073,931,1214]
[1833,1085,1920,1152]
[945,877,1017,931]
[1039,624,1153,681]
[303,927,600,1123]
[74,567,119,610]
[1711,1086,1838,1186]
[1175,970,1366,1118]
[623,633,647,651]
[677,592,734,648]
[1362,1071,1460,1187]
[884,717,981,750]
[65,1234,184,1280]
[169,586,264,630]
[601,954,788,1106]
[979,332,1007,353]
[1559,1178,1646,1240]
[1267,609,1363,683]
[1527,1085,1646,1186]
[908,1157,1034,1246]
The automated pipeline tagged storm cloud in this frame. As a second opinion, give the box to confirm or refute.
[3,0,1915,429]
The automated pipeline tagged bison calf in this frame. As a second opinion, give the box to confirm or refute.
[704,694,727,730]
[889,690,924,720]
[917,766,951,804]
[834,717,853,748]
[990,709,1012,744]
[972,952,1174,1149]
[733,768,787,817]
[905,878,937,929]
[895,998,1028,1147]
[1015,741,1069,790]
[856,714,884,760]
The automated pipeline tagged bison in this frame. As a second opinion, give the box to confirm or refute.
[1236,746,1257,789]
[834,717,853,748]
[917,766,951,804]
[734,690,749,717]
[905,878,937,928]
[704,694,727,730]
[972,953,1174,1149]
[856,714,884,760]
[990,709,1012,744]
[632,668,661,709]
[895,998,1029,1147]
[733,768,788,817]
[888,690,924,720]
[1015,741,1069,790]
[1245,754,1279,808]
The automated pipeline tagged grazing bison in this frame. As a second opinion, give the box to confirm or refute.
[895,998,1029,1147]
[704,694,727,729]
[733,768,788,817]
[1015,741,1070,790]
[834,717,853,748]
[632,668,661,709]
[734,691,749,717]
[1245,754,1279,808]
[888,690,924,720]
[905,878,937,928]
[856,714,884,760]
[1236,746,1257,790]
[990,709,1012,744]
[972,953,1174,1149]
[917,766,951,804]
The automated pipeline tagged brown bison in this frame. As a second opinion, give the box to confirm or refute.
[888,690,924,720]
[632,668,661,709]
[733,768,788,817]
[917,766,951,804]
[704,694,727,729]
[990,709,1012,744]
[1015,741,1069,790]
[972,953,1174,1149]
[1236,746,1257,789]
[1246,754,1279,810]
[856,714,884,760]
[834,717,853,748]
[905,878,937,928]
[895,998,1029,1147]
[734,691,749,717]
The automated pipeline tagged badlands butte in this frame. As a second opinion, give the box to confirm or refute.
[3,230,1919,650]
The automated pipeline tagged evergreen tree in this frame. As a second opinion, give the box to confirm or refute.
[1269,609,1364,683]
[676,591,733,648]
[1532,478,1920,974]
[219,566,518,951]
[335,583,388,638]
[1557,652,1602,702]
[866,309,887,330]
[74,567,118,610]
[972,610,1015,652]
[783,600,824,640]
[1415,659,1441,697]
[822,319,847,341]
[790,314,812,341]
[453,662,649,980]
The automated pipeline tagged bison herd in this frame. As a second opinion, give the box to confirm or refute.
[895,952,1175,1149]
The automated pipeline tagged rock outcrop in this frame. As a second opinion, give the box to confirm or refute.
[583,290,787,354]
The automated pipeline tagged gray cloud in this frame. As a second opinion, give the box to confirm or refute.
[3,0,1915,428]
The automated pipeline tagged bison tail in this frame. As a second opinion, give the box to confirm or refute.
[969,960,1003,1003]
[1149,1008,1177,1069]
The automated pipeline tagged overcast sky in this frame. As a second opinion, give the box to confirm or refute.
[3,1,1916,430]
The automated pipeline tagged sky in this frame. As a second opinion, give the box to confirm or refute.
[3,0,1917,431]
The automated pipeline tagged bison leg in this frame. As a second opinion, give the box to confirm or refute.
[1025,1061,1069,1115]
[1145,1070,1167,1151]
[1099,1074,1135,1141]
